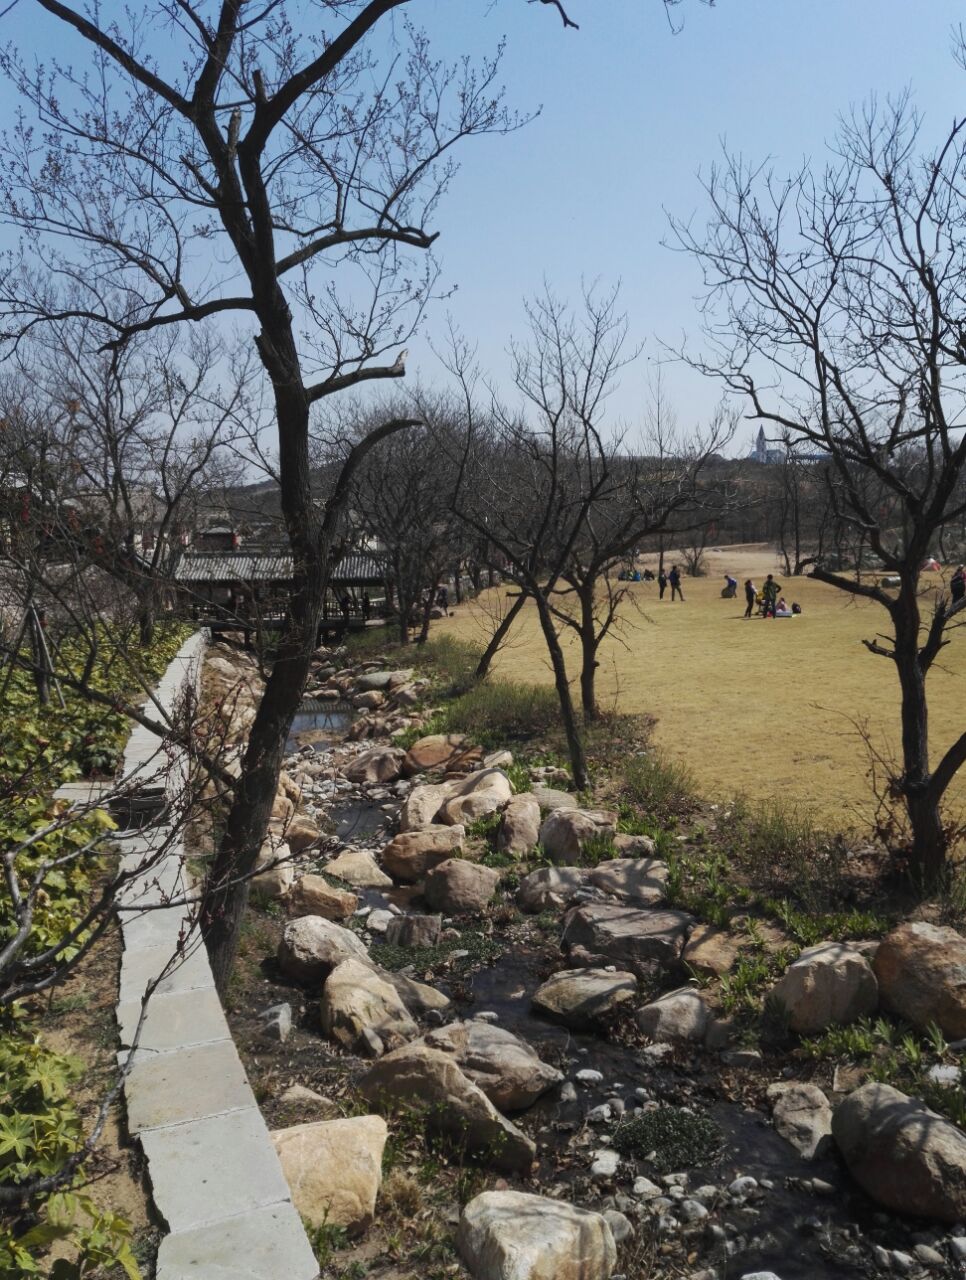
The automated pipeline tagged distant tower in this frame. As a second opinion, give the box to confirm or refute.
[753,426,767,463]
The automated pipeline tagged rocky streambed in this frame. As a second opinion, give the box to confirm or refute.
[205,642,966,1280]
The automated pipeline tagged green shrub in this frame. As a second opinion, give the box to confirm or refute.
[622,752,697,820]
[435,680,560,746]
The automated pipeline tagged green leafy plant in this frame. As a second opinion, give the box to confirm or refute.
[612,1106,723,1172]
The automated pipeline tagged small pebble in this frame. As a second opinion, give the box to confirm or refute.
[677,1198,709,1223]
[632,1176,662,1199]
[891,1253,914,1274]
[559,1082,578,1103]
[590,1149,620,1180]
[587,1104,612,1124]
[576,1068,604,1085]
[728,1175,759,1199]
[474,1010,499,1023]
[603,1210,635,1243]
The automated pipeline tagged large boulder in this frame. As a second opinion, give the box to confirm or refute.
[833,1082,966,1222]
[271,1115,386,1233]
[423,1021,563,1111]
[287,874,358,921]
[325,848,394,889]
[424,858,500,915]
[769,943,878,1034]
[539,809,617,865]
[767,1082,833,1160]
[517,866,586,914]
[277,915,371,985]
[321,958,418,1056]
[403,733,483,776]
[588,858,668,907]
[381,824,465,881]
[342,746,406,785]
[874,922,966,1038]
[497,795,541,855]
[355,670,393,691]
[436,769,514,827]
[635,987,709,1043]
[532,968,637,1031]
[457,1190,616,1280]
[562,902,693,970]
[360,1044,536,1172]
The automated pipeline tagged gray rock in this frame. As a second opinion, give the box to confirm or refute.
[517,865,587,913]
[590,1149,620,1180]
[635,987,709,1042]
[539,808,618,865]
[384,913,443,949]
[588,857,668,907]
[769,942,878,1034]
[532,967,637,1030]
[833,1082,966,1222]
[603,1209,634,1243]
[531,785,578,813]
[563,902,693,970]
[497,793,541,855]
[422,1020,563,1111]
[767,1082,833,1160]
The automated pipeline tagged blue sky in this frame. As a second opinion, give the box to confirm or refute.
[2,0,965,452]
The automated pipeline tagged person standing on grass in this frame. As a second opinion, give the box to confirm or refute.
[744,578,756,618]
[658,567,668,599]
[952,564,966,604]
[762,573,781,618]
[669,564,684,602]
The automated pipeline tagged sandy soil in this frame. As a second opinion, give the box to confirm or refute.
[438,544,966,827]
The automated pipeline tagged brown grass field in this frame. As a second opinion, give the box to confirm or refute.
[438,545,966,830]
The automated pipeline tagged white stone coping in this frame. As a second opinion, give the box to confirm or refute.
[114,633,318,1280]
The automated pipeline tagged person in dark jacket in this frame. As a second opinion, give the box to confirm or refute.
[658,568,668,600]
[744,579,756,618]
[761,574,781,618]
[952,564,966,603]
[669,565,684,602]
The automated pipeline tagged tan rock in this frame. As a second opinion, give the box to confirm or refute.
[588,858,667,907]
[321,958,418,1056]
[457,1190,616,1280]
[424,858,500,915]
[360,1044,535,1172]
[288,874,358,921]
[277,915,371,985]
[400,782,452,831]
[403,733,483,776]
[517,865,587,913]
[497,794,541,855]
[539,809,617,865]
[250,863,295,903]
[635,987,710,1042]
[278,770,302,804]
[271,1115,387,1233]
[682,924,741,978]
[326,848,393,889]
[874,921,966,1038]
[436,769,514,827]
[343,746,405,784]
[767,1082,833,1159]
[381,824,465,882]
[271,791,295,823]
[285,813,322,854]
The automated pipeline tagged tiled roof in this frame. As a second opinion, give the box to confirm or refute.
[172,550,385,584]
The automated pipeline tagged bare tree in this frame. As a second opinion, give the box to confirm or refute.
[672,97,966,887]
[0,2,561,989]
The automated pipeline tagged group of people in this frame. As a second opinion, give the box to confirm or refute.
[742,574,799,618]
[657,565,685,601]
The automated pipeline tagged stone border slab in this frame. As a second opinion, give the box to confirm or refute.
[114,633,318,1280]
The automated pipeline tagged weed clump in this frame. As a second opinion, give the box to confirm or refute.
[612,1106,723,1173]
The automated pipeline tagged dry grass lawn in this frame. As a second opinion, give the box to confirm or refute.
[439,545,966,828]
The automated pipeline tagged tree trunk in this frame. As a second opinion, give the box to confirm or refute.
[475,592,525,680]
[578,584,599,721]
[138,600,156,648]
[204,382,321,993]
[534,594,588,790]
[453,564,463,604]
[893,581,947,887]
